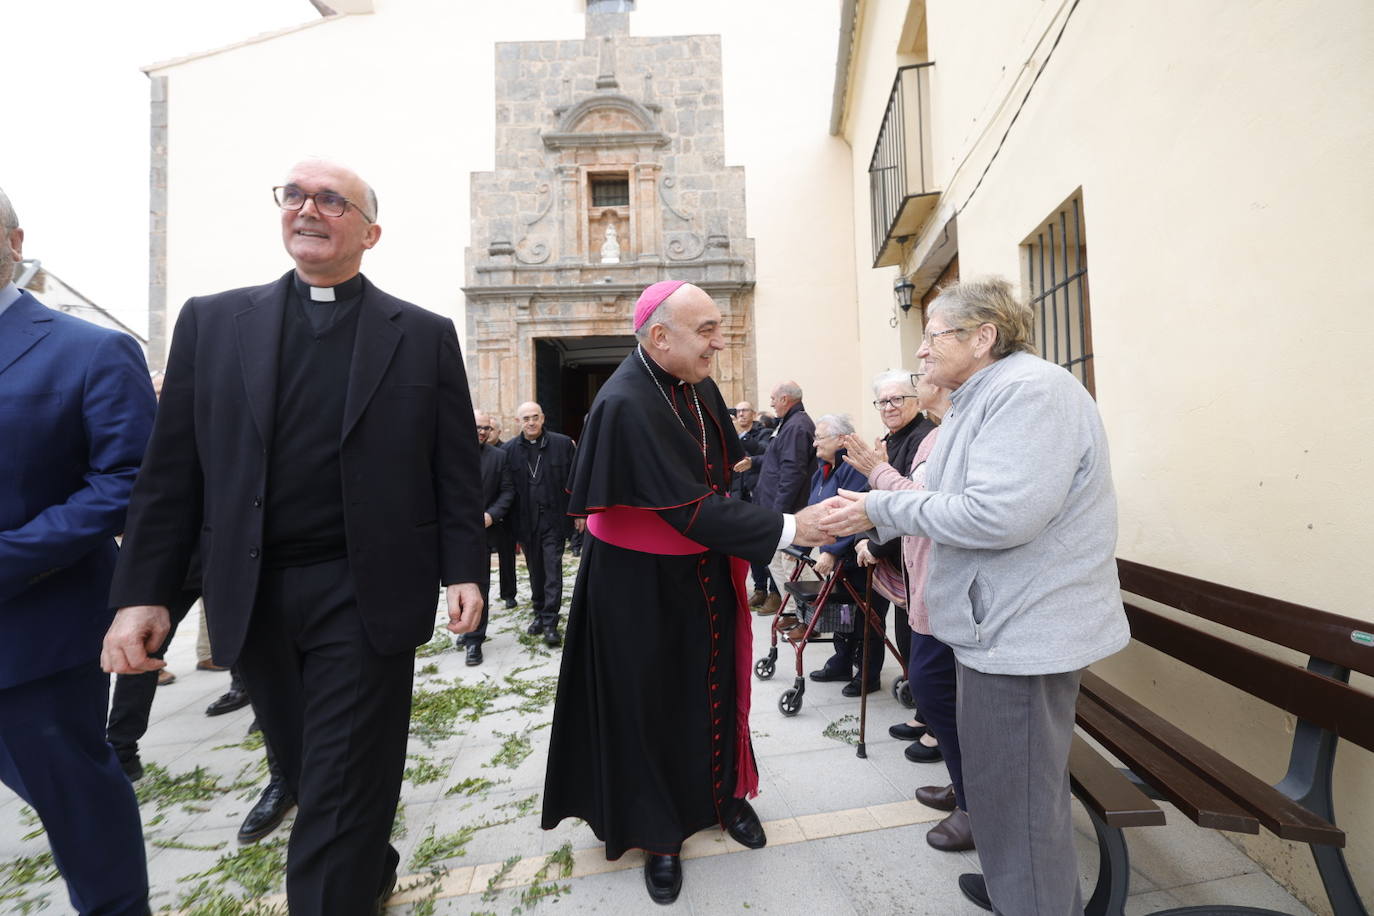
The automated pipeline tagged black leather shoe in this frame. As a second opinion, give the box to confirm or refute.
[237,781,295,844]
[643,854,682,905]
[543,626,562,648]
[927,808,975,851]
[958,872,992,911]
[526,620,545,635]
[503,598,518,609]
[889,721,927,741]
[808,666,851,683]
[915,783,957,811]
[905,740,943,763]
[119,754,144,782]
[205,688,251,717]
[453,632,466,647]
[841,678,880,697]
[465,642,483,666]
[724,798,767,849]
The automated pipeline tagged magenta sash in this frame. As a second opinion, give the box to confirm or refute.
[585,506,760,799]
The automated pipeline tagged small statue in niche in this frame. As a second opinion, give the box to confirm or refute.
[600,221,622,264]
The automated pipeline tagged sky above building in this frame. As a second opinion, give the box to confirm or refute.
[4,0,314,334]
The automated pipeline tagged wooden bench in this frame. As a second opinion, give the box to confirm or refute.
[1067,559,1373,916]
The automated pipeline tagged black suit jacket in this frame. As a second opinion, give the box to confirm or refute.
[109,271,485,663]
[501,432,576,541]
[479,442,514,537]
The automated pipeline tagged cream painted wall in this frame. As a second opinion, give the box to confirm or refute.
[152,0,858,420]
[841,0,928,441]
[842,0,1374,909]
[153,0,586,350]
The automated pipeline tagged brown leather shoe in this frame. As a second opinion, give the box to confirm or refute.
[756,593,781,616]
[748,589,769,608]
[926,808,975,851]
[915,783,957,812]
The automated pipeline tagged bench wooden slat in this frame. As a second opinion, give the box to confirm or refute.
[1068,734,1166,828]
[1117,559,1374,679]
[1080,672,1345,847]
[1075,692,1259,834]
[1125,604,1374,754]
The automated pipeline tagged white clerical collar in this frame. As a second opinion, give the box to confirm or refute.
[309,286,336,302]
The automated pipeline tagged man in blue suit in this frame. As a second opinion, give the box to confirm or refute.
[0,188,156,914]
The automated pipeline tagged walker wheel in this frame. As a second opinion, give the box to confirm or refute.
[754,657,776,680]
[893,678,915,708]
[778,688,802,716]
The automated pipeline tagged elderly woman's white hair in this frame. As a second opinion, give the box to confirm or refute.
[870,369,919,397]
[815,413,855,437]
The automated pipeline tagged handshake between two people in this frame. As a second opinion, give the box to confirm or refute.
[789,489,875,548]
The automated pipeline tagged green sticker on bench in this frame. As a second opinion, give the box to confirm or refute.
[1352,630,1374,647]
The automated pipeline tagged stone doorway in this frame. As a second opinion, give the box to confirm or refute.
[533,334,636,441]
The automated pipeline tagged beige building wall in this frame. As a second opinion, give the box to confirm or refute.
[148,0,860,418]
[840,0,1374,910]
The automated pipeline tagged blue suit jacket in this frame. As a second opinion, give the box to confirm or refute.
[0,291,156,689]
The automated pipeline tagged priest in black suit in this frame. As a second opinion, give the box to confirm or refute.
[540,281,831,905]
[458,407,515,665]
[102,159,486,916]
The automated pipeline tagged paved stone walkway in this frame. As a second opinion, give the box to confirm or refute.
[0,555,1316,914]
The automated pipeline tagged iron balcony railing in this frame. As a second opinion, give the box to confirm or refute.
[868,63,937,268]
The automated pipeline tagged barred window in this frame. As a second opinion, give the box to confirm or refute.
[590,176,629,208]
[1024,193,1094,395]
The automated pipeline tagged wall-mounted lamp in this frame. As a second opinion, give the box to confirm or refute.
[893,275,915,315]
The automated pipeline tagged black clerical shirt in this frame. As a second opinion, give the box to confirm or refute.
[262,274,364,568]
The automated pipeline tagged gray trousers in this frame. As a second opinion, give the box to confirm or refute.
[956,662,1084,916]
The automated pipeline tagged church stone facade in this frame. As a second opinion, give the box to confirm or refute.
[463,9,756,428]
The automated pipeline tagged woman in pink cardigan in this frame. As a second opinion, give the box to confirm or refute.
[845,376,972,853]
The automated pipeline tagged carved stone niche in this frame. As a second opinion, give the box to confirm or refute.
[544,94,668,267]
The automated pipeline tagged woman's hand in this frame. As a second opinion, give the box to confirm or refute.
[814,551,836,577]
[841,435,888,476]
[817,489,873,537]
[854,538,878,567]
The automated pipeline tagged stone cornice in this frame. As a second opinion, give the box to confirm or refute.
[542,130,670,150]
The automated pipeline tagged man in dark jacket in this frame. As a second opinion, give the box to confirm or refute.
[751,381,817,614]
[503,401,576,646]
[461,408,515,665]
[729,401,772,606]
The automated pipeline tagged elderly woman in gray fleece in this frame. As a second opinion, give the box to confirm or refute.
[818,277,1129,915]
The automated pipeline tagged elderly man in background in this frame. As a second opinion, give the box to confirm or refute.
[819,277,1129,914]
[0,186,157,916]
[730,400,773,606]
[751,380,817,614]
[103,159,487,916]
[502,401,576,647]
[459,409,515,665]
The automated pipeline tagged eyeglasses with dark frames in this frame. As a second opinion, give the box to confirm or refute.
[273,185,374,223]
[873,395,912,410]
[475,425,493,432]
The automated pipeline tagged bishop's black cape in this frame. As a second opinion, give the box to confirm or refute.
[540,348,783,858]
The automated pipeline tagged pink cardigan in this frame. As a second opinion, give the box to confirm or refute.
[868,427,941,635]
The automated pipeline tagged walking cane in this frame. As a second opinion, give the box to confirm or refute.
[856,566,874,759]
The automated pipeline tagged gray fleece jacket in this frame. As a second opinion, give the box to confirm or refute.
[865,351,1129,675]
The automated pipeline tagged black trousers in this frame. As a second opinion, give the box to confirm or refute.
[468,532,497,643]
[523,521,566,629]
[0,662,150,916]
[493,522,517,603]
[234,558,413,916]
[106,588,198,762]
[909,631,964,808]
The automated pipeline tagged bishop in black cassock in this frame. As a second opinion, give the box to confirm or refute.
[541,281,827,905]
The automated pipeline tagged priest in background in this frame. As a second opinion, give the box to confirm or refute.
[541,280,831,905]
